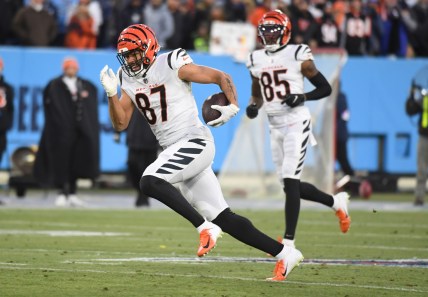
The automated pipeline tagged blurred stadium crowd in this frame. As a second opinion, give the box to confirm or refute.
[0,0,427,57]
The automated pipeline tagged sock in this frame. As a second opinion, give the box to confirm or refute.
[275,245,288,259]
[332,197,340,211]
[282,238,295,248]
[140,175,205,228]
[300,181,334,207]
[212,208,283,256]
[196,220,213,233]
[283,178,301,241]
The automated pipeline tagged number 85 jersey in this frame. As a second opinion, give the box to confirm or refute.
[246,44,313,125]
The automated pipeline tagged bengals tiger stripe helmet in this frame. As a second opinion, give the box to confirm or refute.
[116,24,160,77]
[258,10,292,52]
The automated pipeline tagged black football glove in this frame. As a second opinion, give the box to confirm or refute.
[282,94,306,108]
[246,104,258,119]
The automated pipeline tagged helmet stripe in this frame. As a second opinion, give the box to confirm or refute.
[129,25,148,39]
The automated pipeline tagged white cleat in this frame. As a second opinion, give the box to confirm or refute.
[333,192,351,233]
[55,194,69,207]
[267,246,304,281]
[68,195,86,207]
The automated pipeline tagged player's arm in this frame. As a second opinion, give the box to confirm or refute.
[246,76,264,119]
[179,63,240,127]
[282,60,332,108]
[108,90,135,131]
[178,63,238,107]
[100,65,134,131]
[301,60,332,101]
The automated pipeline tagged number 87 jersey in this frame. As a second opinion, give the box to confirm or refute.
[119,48,206,148]
[246,44,314,124]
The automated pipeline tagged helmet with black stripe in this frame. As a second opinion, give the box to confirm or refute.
[116,24,160,77]
[258,10,292,52]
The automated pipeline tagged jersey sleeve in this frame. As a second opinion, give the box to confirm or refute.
[295,44,314,62]
[116,67,123,86]
[246,51,261,78]
[166,48,193,70]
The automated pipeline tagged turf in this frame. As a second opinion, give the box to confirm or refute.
[0,201,427,296]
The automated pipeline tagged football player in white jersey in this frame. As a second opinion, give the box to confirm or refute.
[100,24,303,281]
[246,11,351,251]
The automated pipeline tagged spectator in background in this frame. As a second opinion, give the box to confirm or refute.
[340,0,371,56]
[193,0,215,31]
[143,0,174,47]
[248,0,272,27]
[64,2,97,48]
[166,0,194,50]
[336,83,354,177]
[224,0,248,22]
[316,1,341,48]
[126,109,159,207]
[364,0,383,56]
[66,0,103,45]
[34,57,100,207]
[0,57,15,179]
[379,0,417,57]
[332,0,348,29]
[193,21,210,52]
[0,0,24,45]
[406,78,428,206]
[288,0,319,48]
[12,0,58,46]
[116,0,145,37]
[409,0,428,56]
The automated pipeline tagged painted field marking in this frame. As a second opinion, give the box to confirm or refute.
[0,264,427,294]
[0,230,130,237]
[83,256,428,268]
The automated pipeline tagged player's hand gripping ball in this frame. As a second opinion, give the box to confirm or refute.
[202,92,239,127]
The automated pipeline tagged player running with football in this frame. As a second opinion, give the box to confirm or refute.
[100,24,303,281]
[245,10,351,250]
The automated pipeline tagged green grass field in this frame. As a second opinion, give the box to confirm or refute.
[0,194,427,296]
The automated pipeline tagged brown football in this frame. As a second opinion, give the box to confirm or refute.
[202,92,229,124]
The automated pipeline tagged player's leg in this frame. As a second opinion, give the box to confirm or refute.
[276,120,313,246]
[140,137,221,256]
[181,167,304,280]
[299,181,351,233]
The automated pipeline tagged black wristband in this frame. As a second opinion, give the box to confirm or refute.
[304,72,332,100]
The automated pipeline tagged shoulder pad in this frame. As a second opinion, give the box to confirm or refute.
[294,44,314,61]
[166,48,193,70]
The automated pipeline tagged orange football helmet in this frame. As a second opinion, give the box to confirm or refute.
[116,24,160,77]
[258,10,292,51]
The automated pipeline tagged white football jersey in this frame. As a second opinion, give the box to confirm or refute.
[120,48,208,147]
[247,44,314,126]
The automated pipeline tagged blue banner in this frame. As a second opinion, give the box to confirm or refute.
[0,47,247,172]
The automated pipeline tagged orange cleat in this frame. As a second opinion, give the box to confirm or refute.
[334,192,351,233]
[197,225,222,257]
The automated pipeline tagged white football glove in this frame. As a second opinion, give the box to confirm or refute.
[207,104,240,127]
[100,65,118,97]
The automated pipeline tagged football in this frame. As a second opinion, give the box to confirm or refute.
[358,179,372,199]
[202,92,229,124]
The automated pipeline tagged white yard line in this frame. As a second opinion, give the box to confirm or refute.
[0,264,427,294]
[314,243,428,252]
